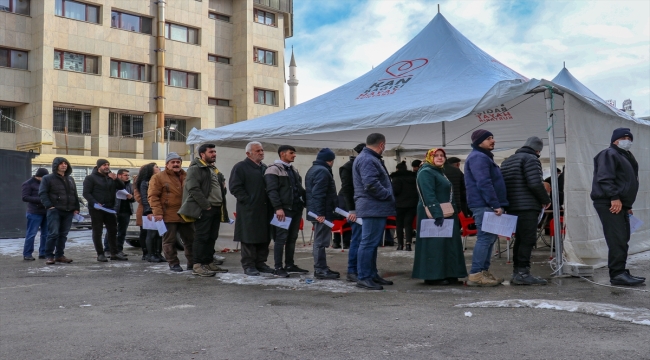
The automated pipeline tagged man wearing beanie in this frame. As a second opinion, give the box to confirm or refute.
[591,128,644,286]
[464,129,508,286]
[149,152,196,272]
[21,168,50,260]
[305,148,340,279]
[501,136,551,285]
[83,159,127,262]
[353,133,396,290]
[340,143,365,281]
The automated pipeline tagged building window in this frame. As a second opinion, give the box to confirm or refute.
[254,9,275,26]
[0,47,28,70]
[254,88,276,106]
[253,47,276,66]
[164,69,199,89]
[209,12,230,22]
[164,118,186,142]
[55,0,99,24]
[109,112,144,138]
[164,22,199,44]
[0,0,30,15]
[53,107,91,134]
[54,50,99,74]
[208,98,230,107]
[208,54,230,64]
[0,107,16,133]
[111,10,152,34]
[110,60,152,81]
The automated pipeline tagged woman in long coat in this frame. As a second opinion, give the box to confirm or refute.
[412,148,468,285]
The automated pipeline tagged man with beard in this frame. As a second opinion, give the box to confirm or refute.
[83,159,127,262]
[229,142,274,276]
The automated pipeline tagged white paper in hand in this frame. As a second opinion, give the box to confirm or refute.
[142,216,156,230]
[270,214,292,230]
[482,212,518,237]
[115,189,130,200]
[334,208,363,225]
[419,219,454,238]
[155,220,167,236]
[630,215,644,235]
[307,211,334,228]
[73,213,84,222]
[94,203,116,214]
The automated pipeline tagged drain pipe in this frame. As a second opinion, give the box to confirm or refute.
[155,0,166,154]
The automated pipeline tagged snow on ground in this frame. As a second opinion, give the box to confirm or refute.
[0,230,94,257]
[381,250,415,258]
[456,299,650,326]
[215,273,363,293]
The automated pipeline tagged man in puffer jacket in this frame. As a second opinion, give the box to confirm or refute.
[501,136,551,285]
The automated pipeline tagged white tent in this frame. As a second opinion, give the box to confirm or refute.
[188,14,649,267]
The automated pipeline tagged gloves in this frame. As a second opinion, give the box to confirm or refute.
[434,217,444,227]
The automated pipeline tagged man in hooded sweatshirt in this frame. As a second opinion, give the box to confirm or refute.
[591,128,644,286]
[38,157,80,265]
[22,168,50,261]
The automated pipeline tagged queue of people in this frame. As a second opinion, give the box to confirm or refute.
[21,128,644,288]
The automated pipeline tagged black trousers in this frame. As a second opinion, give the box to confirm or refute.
[396,207,417,245]
[240,241,270,269]
[509,210,540,269]
[89,207,118,256]
[193,207,222,265]
[594,204,631,278]
[272,208,302,269]
[103,213,130,253]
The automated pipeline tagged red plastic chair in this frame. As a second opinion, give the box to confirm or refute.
[382,216,397,247]
[549,216,565,259]
[331,219,351,252]
[458,211,477,251]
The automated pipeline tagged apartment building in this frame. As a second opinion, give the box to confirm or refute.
[0,0,293,160]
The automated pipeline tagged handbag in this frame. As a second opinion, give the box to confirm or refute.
[417,173,455,219]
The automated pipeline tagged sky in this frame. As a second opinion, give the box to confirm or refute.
[284,0,650,117]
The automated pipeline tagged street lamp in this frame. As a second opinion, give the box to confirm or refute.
[167,124,177,156]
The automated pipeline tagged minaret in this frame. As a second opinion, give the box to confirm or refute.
[287,47,299,107]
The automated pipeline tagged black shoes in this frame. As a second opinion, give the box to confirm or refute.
[372,276,393,285]
[327,268,340,276]
[97,254,108,262]
[148,254,163,263]
[285,265,309,274]
[38,255,46,259]
[512,268,547,285]
[245,267,261,276]
[346,273,358,282]
[23,256,35,261]
[611,272,645,286]
[396,245,404,251]
[112,253,128,261]
[405,244,412,251]
[314,269,340,280]
[625,270,646,281]
[256,264,274,274]
[274,268,290,278]
[169,264,183,272]
[356,278,383,290]
[332,244,342,249]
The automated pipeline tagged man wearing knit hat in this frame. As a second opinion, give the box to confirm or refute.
[21,168,50,260]
[464,129,508,286]
[305,148,340,279]
[83,159,127,262]
[501,136,551,285]
[149,152,196,273]
[341,143,365,282]
[591,128,644,286]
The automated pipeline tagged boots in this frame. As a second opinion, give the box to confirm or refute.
[512,267,547,285]
[146,231,163,263]
[405,244,412,251]
[396,241,404,251]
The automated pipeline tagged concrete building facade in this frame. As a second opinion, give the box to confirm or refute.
[0,0,293,160]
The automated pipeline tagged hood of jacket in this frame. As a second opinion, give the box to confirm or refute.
[189,157,211,169]
[515,146,539,158]
[51,157,72,176]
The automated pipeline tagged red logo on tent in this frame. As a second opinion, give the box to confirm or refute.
[385,58,429,78]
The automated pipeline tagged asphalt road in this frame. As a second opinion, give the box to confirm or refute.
[1,232,649,360]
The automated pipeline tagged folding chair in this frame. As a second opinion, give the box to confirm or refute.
[331,219,351,252]
[383,216,397,247]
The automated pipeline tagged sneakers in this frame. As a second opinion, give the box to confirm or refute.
[346,273,358,282]
[112,253,128,261]
[256,264,274,274]
[206,262,228,273]
[285,265,309,274]
[192,264,217,277]
[104,251,111,259]
[23,256,35,261]
[273,268,290,278]
[97,254,108,262]
[512,268,547,285]
[55,256,73,263]
[244,267,260,276]
[169,264,183,272]
[45,257,55,265]
[466,271,501,287]
[314,269,340,280]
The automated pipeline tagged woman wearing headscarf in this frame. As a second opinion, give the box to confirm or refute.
[412,148,468,285]
[135,163,163,262]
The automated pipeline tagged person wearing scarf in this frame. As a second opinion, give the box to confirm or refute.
[412,148,468,285]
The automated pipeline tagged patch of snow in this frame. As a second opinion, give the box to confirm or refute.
[464,311,472,317]
[381,251,415,258]
[79,304,92,307]
[216,273,362,293]
[0,230,94,257]
[164,304,195,310]
[456,299,650,327]
[627,250,650,266]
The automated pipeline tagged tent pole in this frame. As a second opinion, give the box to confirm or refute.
[396,149,401,163]
[545,89,563,276]
[442,121,446,147]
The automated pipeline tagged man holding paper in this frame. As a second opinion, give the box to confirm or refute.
[264,145,308,278]
[464,130,508,287]
[102,169,134,258]
[305,148,340,280]
[591,128,644,286]
[83,159,127,262]
[501,137,551,285]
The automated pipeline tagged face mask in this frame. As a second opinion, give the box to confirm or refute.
[617,140,633,151]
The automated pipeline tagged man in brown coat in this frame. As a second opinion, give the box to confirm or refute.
[148,152,194,272]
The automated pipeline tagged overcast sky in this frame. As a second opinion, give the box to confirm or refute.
[284,0,650,117]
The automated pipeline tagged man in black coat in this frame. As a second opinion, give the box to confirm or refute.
[83,159,126,262]
[103,169,134,258]
[591,128,644,286]
[22,168,49,260]
[390,161,418,251]
[501,136,551,285]
[444,157,469,217]
[341,143,365,281]
[229,142,273,276]
[38,157,80,265]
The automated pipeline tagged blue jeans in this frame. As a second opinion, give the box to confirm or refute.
[347,222,362,274]
[45,209,74,259]
[357,217,386,281]
[469,207,499,274]
[24,213,48,257]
